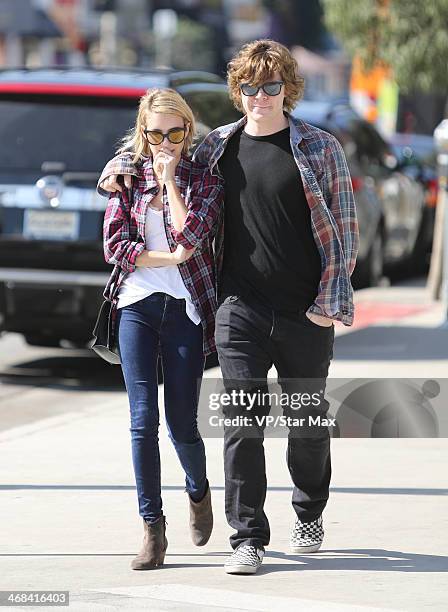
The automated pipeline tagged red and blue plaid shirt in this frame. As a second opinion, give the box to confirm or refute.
[99,113,359,343]
[101,154,224,355]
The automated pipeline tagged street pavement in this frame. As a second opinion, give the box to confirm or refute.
[0,279,447,611]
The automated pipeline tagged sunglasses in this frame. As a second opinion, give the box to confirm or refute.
[143,126,186,145]
[240,81,284,97]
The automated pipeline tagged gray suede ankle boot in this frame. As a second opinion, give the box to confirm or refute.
[188,483,213,546]
[131,515,167,570]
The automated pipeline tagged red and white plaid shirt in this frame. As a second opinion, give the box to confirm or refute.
[102,154,224,355]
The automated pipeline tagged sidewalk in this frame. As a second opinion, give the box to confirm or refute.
[1,282,447,611]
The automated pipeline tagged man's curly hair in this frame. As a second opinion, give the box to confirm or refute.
[227,39,305,113]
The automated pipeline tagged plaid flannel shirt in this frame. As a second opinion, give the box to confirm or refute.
[101,154,224,356]
[98,113,359,326]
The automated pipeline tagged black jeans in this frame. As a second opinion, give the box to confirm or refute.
[215,294,334,550]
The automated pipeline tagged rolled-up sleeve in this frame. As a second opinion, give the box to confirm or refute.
[97,152,140,197]
[170,172,224,249]
[103,188,145,273]
[325,137,359,276]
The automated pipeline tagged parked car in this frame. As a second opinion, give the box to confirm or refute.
[292,101,426,287]
[390,132,438,268]
[0,67,241,349]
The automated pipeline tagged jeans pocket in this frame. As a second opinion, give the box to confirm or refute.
[302,311,334,331]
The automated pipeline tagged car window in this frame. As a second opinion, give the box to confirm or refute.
[0,95,137,173]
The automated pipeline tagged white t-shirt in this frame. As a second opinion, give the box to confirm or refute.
[117,206,201,325]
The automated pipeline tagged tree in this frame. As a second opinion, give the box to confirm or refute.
[322,0,448,95]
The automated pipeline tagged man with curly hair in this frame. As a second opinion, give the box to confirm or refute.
[98,39,359,575]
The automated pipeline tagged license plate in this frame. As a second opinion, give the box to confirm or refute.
[23,209,80,241]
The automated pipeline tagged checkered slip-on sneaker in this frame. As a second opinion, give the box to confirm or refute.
[224,544,264,575]
[290,515,324,553]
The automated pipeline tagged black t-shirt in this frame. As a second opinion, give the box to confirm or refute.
[218,126,322,311]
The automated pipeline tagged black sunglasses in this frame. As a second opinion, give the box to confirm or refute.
[143,126,186,145]
[240,81,284,97]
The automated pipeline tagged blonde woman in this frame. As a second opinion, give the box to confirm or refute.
[102,88,224,570]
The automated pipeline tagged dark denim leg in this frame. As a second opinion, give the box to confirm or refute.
[117,295,164,523]
[271,310,334,522]
[160,297,207,502]
[215,296,273,550]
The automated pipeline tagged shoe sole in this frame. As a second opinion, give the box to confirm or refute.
[131,541,168,570]
[290,543,322,554]
[131,556,165,570]
[131,561,164,570]
[225,564,259,575]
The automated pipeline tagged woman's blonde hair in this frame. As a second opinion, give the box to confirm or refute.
[227,39,305,113]
[118,88,196,164]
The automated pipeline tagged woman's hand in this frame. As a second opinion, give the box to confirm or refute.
[172,244,196,264]
[153,151,176,185]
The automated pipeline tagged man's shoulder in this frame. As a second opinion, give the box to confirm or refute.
[188,156,212,177]
[192,121,235,165]
[189,157,224,187]
[203,119,243,143]
[290,115,340,150]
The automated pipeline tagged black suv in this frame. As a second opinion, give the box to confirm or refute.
[0,67,241,348]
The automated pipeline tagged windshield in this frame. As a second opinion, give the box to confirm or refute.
[0,95,138,173]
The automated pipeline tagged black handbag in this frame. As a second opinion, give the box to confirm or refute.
[90,299,121,365]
